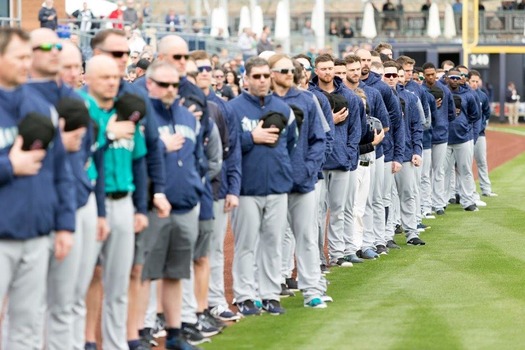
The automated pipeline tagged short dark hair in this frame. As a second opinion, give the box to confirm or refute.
[422,62,436,71]
[190,50,209,61]
[396,55,416,66]
[374,42,392,53]
[245,57,269,76]
[440,59,455,69]
[0,27,30,55]
[91,29,126,50]
[455,64,468,72]
[344,54,361,65]
[334,58,346,67]
[469,69,481,79]
[383,60,401,71]
[314,53,334,67]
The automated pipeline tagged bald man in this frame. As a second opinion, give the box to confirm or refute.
[74,54,150,350]
[25,29,107,350]
[59,41,83,88]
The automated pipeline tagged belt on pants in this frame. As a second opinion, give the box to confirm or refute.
[359,160,371,167]
[106,191,130,200]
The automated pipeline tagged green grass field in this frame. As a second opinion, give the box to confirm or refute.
[203,145,525,350]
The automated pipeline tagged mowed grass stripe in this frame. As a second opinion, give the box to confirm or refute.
[203,152,525,350]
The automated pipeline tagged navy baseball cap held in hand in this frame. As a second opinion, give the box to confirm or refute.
[429,85,444,101]
[260,111,287,147]
[18,112,56,151]
[56,98,91,131]
[114,93,146,123]
[289,104,304,130]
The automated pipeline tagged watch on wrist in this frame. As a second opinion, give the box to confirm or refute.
[107,131,116,141]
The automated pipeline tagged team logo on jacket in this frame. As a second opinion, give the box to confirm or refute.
[0,126,18,150]
[241,116,259,132]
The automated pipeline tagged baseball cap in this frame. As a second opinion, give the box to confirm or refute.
[136,58,150,70]
[322,92,348,113]
[18,112,56,151]
[368,116,383,133]
[289,104,304,130]
[428,85,444,101]
[453,95,462,110]
[114,93,146,123]
[56,98,91,131]
[260,111,287,147]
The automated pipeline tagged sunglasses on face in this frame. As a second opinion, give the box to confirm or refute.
[173,54,190,61]
[272,68,295,74]
[98,47,130,58]
[33,43,63,52]
[197,65,213,73]
[384,73,398,79]
[251,73,271,80]
[448,75,461,80]
[151,78,179,88]
[460,73,469,77]
[418,76,425,81]
[214,75,224,79]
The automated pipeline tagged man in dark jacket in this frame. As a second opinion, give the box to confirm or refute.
[39,0,58,30]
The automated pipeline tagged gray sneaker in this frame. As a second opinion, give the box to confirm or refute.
[386,240,401,249]
[344,253,364,263]
[361,249,379,260]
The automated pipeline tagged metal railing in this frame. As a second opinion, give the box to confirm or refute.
[0,17,21,27]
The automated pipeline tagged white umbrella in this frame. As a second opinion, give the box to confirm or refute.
[65,0,117,17]
[274,0,290,53]
[251,5,264,37]
[361,1,377,39]
[238,5,251,35]
[427,2,441,39]
[210,7,229,38]
[443,3,456,39]
[311,0,325,49]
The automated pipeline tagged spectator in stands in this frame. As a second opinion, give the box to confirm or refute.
[517,0,525,9]
[71,2,95,48]
[479,1,486,10]
[128,29,146,53]
[382,0,398,31]
[213,69,235,101]
[211,54,220,69]
[225,70,240,97]
[238,27,257,63]
[421,0,432,11]
[123,0,139,28]
[502,1,517,10]
[340,21,354,38]
[302,19,316,51]
[506,81,520,125]
[39,0,58,30]
[165,9,182,32]
[139,50,153,62]
[383,0,396,12]
[215,28,226,41]
[108,1,125,29]
[328,21,340,37]
[257,26,274,55]
[129,50,140,65]
[397,0,405,12]
[453,0,463,13]
[142,1,152,22]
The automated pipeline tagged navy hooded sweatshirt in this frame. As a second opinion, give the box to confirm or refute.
[149,98,204,213]
[228,90,297,196]
[424,80,456,145]
[398,85,423,162]
[475,88,491,137]
[448,85,481,145]
[309,76,362,171]
[273,87,326,193]
[309,88,334,179]
[358,81,390,158]
[423,90,438,150]
[0,85,76,239]
[362,72,404,164]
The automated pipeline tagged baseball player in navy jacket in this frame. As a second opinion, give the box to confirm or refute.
[444,68,481,211]
[422,62,456,216]
[269,54,327,308]
[229,56,298,316]
[309,53,362,268]
[0,27,75,350]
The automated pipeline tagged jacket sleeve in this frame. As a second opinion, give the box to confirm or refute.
[142,95,166,195]
[53,129,76,232]
[386,90,405,164]
[466,94,481,124]
[410,103,423,157]
[314,93,334,161]
[224,105,241,197]
[446,91,456,122]
[373,93,390,130]
[303,99,327,178]
[346,95,362,159]
[481,92,491,131]
[38,8,49,22]
[286,108,299,156]
[205,121,223,180]
[132,156,148,215]
[92,147,106,217]
[418,87,431,130]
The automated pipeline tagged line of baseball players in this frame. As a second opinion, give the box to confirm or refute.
[0,26,496,350]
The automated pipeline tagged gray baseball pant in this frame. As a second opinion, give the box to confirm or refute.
[182,266,198,324]
[0,236,50,350]
[144,281,157,329]
[344,165,370,255]
[392,162,420,242]
[288,191,326,301]
[48,194,97,350]
[445,141,477,208]
[383,161,395,243]
[315,179,328,266]
[232,194,287,302]
[72,196,135,350]
[415,159,423,223]
[431,142,449,211]
[208,199,229,308]
[320,170,350,264]
[420,149,433,215]
[362,155,385,251]
[474,136,493,196]
[281,225,295,281]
